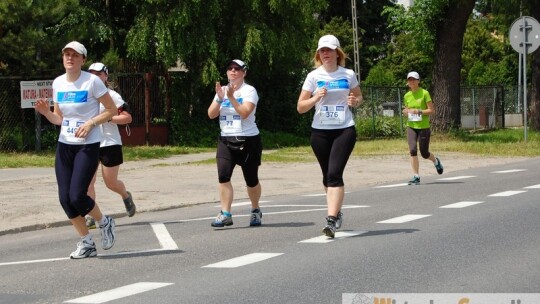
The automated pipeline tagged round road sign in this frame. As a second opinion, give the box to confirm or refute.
[509,16,540,54]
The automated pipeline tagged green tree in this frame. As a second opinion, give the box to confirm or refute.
[319,0,395,80]
[384,0,476,131]
[0,0,79,76]
[113,0,328,141]
[462,17,515,86]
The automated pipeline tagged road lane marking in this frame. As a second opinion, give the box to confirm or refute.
[1,224,180,267]
[377,214,431,224]
[64,282,173,303]
[165,205,368,224]
[0,257,70,266]
[437,176,476,181]
[302,192,350,197]
[374,183,408,188]
[440,201,485,208]
[524,184,540,189]
[299,230,369,243]
[151,223,179,250]
[491,169,527,173]
[0,246,185,266]
[1,204,366,267]
[202,253,283,268]
[488,190,527,197]
[215,200,271,207]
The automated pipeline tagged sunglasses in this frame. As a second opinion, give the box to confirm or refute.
[227,66,243,71]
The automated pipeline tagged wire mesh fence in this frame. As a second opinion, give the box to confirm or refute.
[0,76,526,152]
[357,85,521,138]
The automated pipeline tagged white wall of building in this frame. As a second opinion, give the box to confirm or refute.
[397,0,413,9]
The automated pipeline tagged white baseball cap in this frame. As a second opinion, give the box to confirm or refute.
[407,71,420,80]
[227,59,247,70]
[88,62,108,75]
[62,41,87,57]
[317,35,340,51]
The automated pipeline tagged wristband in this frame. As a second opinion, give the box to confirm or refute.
[419,110,423,115]
[215,98,223,104]
[91,118,97,127]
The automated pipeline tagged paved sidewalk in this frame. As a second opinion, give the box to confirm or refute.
[0,151,527,235]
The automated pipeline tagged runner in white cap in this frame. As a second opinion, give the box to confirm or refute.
[34,41,117,259]
[85,62,135,229]
[297,34,363,238]
[402,71,444,185]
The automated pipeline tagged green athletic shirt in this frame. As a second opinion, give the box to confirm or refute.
[403,88,431,129]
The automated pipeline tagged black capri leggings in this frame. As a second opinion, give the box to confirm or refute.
[407,127,431,159]
[55,142,100,219]
[216,134,262,187]
[310,126,356,187]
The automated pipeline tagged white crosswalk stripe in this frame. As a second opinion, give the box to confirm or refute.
[202,253,283,268]
[491,169,527,173]
[488,190,527,197]
[437,175,476,181]
[299,231,369,243]
[64,282,173,303]
[377,214,431,224]
[440,201,485,208]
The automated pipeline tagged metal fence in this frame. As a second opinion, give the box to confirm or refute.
[0,77,525,152]
[0,72,171,151]
[357,85,521,138]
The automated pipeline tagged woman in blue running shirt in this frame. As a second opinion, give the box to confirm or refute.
[35,41,118,259]
[207,59,263,228]
[297,35,363,238]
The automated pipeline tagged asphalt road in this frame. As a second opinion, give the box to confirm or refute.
[1,159,539,304]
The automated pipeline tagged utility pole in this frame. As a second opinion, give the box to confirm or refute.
[351,0,360,80]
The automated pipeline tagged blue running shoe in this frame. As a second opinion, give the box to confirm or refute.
[211,211,233,227]
[249,209,262,226]
[408,175,420,185]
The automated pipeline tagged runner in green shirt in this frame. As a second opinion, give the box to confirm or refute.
[402,71,444,185]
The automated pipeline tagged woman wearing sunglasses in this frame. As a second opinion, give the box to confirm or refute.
[207,59,263,228]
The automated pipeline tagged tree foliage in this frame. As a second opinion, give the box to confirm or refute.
[6,0,540,138]
[0,0,78,75]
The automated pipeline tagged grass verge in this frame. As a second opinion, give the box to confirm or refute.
[1,128,538,168]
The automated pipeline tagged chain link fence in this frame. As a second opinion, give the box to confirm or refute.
[0,72,171,152]
[357,85,522,138]
[0,77,525,152]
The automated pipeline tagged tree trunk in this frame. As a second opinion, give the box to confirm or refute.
[431,0,476,132]
[530,2,540,130]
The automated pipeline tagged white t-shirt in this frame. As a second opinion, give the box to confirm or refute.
[301,66,359,130]
[53,71,108,144]
[213,82,259,136]
[99,89,125,147]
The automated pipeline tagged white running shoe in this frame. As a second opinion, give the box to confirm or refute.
[100,215,116,250]
[70,239,97,259]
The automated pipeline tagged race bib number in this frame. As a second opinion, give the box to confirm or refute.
[408,113,422,122]
[320,105,346,125]
[61,120,85,143]
[219,115,242,133]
